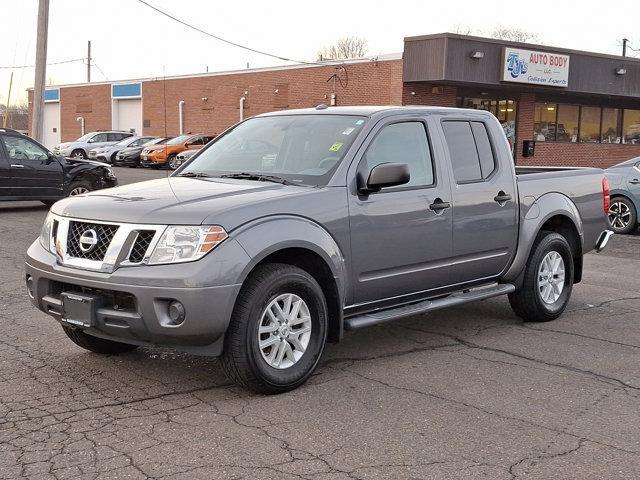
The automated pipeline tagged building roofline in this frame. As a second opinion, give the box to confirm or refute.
[404,32,640,63]
[28,52,403,91]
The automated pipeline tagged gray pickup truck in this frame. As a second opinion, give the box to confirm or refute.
[25,106,613,393]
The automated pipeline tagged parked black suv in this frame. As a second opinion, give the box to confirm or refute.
[0,128,118,205]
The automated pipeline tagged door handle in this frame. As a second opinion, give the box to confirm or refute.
[10,164,25,168]
[494,191,512,204]
[429,198,451,214]
[630,179,640,185]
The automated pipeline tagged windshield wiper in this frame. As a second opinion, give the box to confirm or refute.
[220,172,290,185]
[177,172,211,178]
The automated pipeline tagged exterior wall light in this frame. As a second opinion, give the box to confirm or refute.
[615,68,627,75]
[470,51,485,59]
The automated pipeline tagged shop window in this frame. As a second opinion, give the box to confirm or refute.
[534,103,557,141]
[579,107,601,143]
[556,104,579,142]
[623,110,640,145]
[601,109,621,144]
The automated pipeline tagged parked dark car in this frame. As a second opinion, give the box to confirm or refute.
[0,128,117,205]
[605,156,640,234]
[113,137,170,167]
[25,106,611,394]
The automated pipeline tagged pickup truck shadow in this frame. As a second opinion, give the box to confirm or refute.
[49,299,519,403]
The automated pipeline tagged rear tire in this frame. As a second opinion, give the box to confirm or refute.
[607,197,637,234]
[167,154,179,170]
[62,326,138,354]
[509,231,574,322]
[220,263,328,394]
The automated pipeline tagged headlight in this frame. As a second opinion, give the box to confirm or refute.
[39,212,55,253]
[148,226,228,265]
[104,166,116,178]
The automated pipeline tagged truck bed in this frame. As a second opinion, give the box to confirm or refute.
[515,164,606,254]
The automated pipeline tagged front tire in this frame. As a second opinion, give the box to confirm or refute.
[67,180,92,196]
[607,197,637,234]
[62,326,138,354]
[509,231,574,322]
[221,263,328,394]
[167,154,179,170]
[71,149,86,159]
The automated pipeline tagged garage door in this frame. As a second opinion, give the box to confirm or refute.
[114,99,142,134]
[43,102,61,149]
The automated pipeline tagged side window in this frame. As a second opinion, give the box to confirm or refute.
[442,121,482,183]
[107,133,123,141]
[364,122,434,188]
[92,133,108,143]
[191,137,204,145]
[470,122,496,178]
[2,136,48,162]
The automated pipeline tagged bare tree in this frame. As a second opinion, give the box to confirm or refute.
[317,37,368,61]
[452,24,474,35]
[488,26,541,43]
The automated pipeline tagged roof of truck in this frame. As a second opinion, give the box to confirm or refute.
[256,105,495,118]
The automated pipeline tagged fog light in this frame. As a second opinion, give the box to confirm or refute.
[167,300,186,325]
[26,275,34,299]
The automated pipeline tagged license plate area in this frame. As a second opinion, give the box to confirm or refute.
[61,292,100,327]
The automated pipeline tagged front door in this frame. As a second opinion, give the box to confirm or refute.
[1,135,64,198]
[440,118,518,285]
[348,117,453,307]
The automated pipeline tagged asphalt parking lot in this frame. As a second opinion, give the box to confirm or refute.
[1,167,640,479]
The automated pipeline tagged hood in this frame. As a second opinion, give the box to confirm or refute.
[145,144,167,152]
[120,146,144,155]
[51,176,310,226]
[61,157,110,168]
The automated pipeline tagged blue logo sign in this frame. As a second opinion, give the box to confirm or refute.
[506,52,528,78]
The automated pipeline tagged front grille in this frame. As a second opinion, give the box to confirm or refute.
[66,221,119,261]
[128,230,155,263]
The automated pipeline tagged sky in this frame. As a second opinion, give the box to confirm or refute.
[2,0,639,106]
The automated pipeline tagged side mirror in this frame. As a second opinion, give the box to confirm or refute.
[359,162,410,193]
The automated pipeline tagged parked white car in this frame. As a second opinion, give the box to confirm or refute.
[53,131,133,159]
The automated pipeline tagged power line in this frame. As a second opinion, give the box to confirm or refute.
[0,57,84,69]
[91,61,109,80]
[135,0,323,66]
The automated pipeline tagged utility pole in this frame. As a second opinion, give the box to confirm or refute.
[31,0,49,142]
[87,40,91,82]
[622,38,628,57]
[3,71,13,128]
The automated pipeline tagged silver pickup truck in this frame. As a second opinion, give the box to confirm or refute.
[25,106,612,393]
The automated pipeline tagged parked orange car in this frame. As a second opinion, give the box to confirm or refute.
[140,133,215,169]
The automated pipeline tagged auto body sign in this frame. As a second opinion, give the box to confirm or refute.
[501,47,570,87]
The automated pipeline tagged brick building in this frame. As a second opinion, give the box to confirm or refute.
[29,33,640,168]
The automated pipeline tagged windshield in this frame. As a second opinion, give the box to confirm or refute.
[179,115,367,185]
[144,137,168,146]
[75,132,94,142]
[115,137,134,146]
[166,135,191,145]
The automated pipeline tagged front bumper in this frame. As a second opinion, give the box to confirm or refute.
[140,156,165,167]
[25,242,242,356]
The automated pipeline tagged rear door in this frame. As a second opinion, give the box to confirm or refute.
[1,134,64,198]
[348,116,454,306]
[440,118,518,285]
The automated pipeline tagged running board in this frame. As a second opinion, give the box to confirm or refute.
[344,283,516,330]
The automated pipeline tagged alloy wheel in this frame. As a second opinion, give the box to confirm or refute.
[257,293,312,369]
[537,251,565,304]
[608,201,632,230]
[69,186,90,196]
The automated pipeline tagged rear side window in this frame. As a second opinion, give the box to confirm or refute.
[364,122,434,188]
[92,133,108,142]
[442,120,496,183]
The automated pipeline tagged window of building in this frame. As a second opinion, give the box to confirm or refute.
[623,110,640,145]
[457,97,517,154]
[579,107,601,143]
[556,104,579,142]
[365,122,434,188]
[601,109,621,144]
[534,103,557,141]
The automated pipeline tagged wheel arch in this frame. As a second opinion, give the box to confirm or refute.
[233,216,347,342]
[503,193,584,286]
